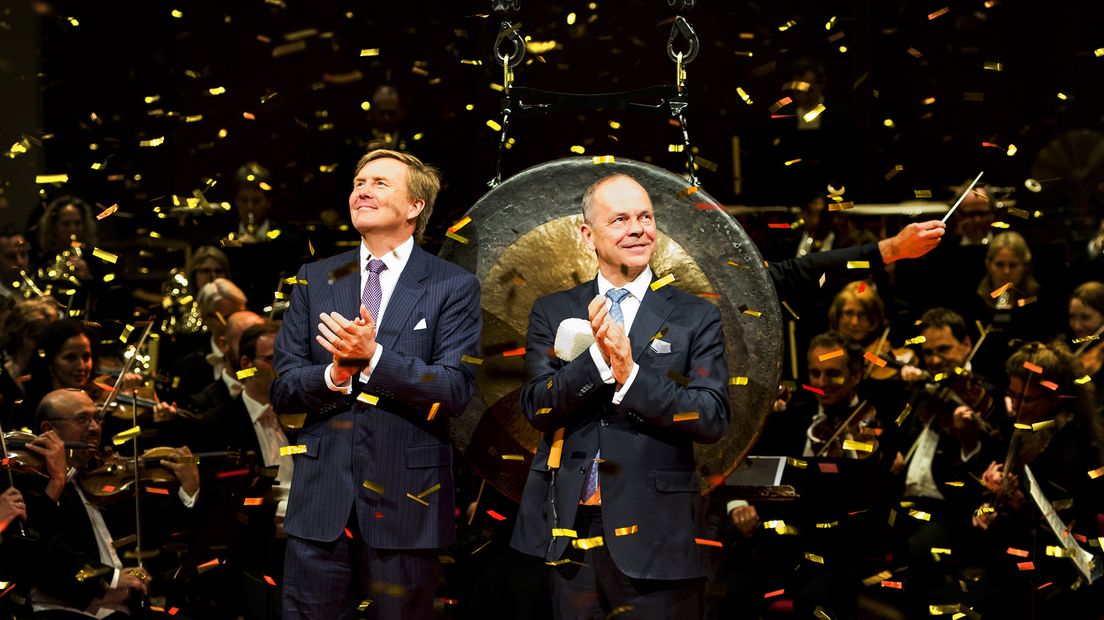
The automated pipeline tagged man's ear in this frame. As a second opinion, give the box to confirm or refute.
[580,223,595,252]
[407,198,425,222]
[240,356,253,372]
[217,336,229,354]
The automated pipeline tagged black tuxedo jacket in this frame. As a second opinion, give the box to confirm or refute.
[510,277,730,581]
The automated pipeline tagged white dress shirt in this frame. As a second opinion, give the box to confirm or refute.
[242,390,294,486]
[589,267,652,405]
[205,337,225,381]
[325,236,415,392]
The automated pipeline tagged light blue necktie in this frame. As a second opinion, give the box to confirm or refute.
[581,287,630,503]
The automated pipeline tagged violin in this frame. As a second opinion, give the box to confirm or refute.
[808,399,881,459]
[919,368,1000,437]
[79,447,242,506]
[1,430,96,477]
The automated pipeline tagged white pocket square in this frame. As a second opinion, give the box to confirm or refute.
[413,318,428,331]
[649,339,672,354]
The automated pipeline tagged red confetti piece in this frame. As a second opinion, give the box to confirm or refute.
[818,462,839,474]
[264,575,277,586]
[1017,561,1035,571]
[216,468,251,479]
[768,223,792,229]
[1040,380,1059,391]
[102,485,116,492]
[145,487,170,495]
[981,141,1002,149]
[344,528,354,539]
[486,510,507,521]
[764,589,785,598]
[1036,581,1053,590]
[694,202,717,211]
[864,352,888,367]
[857,282,867,294]
[197,558,220,569]
[801,384,825,395]
[501,348,526,357]
[880,581,903,589]
[694,538,723,547]
[375,512,384,519]
[168,607,180,615]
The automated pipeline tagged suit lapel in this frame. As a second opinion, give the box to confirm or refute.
[628,280,675,360]
[376,244,428,350]
[332,249,362,322]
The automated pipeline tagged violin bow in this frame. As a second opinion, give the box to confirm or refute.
[962,322,991,369]
[864,327,891,380]
[814,399,870,458]
[1000,355,1037,499]
[97,320,156,417]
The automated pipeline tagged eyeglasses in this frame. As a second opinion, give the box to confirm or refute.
[46,413,106,427]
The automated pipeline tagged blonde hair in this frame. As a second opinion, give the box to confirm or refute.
[353,149,440,243]
[827,281,885,343]
[37,196,97,252]
[977,231,1039,300]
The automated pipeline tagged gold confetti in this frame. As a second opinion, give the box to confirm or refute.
[572,536,605,549]
[781,301,800,319]
[486,120,502,131]
[362,480,385,495]
[112,426,142,446]
[842,440,875,452]
[357,600,373,611]
[92,248,118,264]
[908,509,932,521]
[1087,466,1104,479]
[236,368,257,380]
[614,525,638,537]
[729,376,749,385]
[405,493,429,507]
[846,261,869,269]
[75,565,113,582]
[650,273,675,291]
[360,48,381,56]
[592,155,616,164]
[742,308,762,317]
[501,454,525,461]
[983,61,1003,71]
[358,393,379,405]
[36,173,70,184]
[552,528,578,538]
[536,407,552,415]
[673,412,700,422]
[804,552,825,564]
[914,189,932,198]
[284,276,308,285]
[448,216,472,233]
[1045,545,1073,558]
[427,402,441,421]
[787,457,807,469]
[799,103,826,124]
[927,6,950,19]
[817,348,844,361]
[461,355,483,365]
[827,201,853,211]
[863,570,893,586]
[417,483,441,499]
[445,231,469,244]
[816,521,838,529]
[280,445,307,456]
[96,204,119,220]
[930,547,953,555]
[904,336,926,346]
[885,164,904,181]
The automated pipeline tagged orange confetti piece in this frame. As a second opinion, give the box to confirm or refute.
[197,558,220,569]
[817,348,844,361]
[427,402,440,421]
[673,412,700,422]
[990,282,1013,298]
[694,538,723,547]
[96,204,119,220]
[501,347,526,357]
[447,216,472,233]
[1087,466,1104,479]
[1023,361,1044,374]
[264,575,277,586]
[102,485,117,493]
[864,351,888,367]
[880,581,903,589]
[1007,547,1030,557]
[1017,561,1035,571]
[145,487,170,495]
[1040,380,1059,391]
[614,525,638,536]
[928,7,950,19]
[818,462,839,474]
[243,497,264,506]
[764,589,785,598]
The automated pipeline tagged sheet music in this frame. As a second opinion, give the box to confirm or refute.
[1023,465,1101,582]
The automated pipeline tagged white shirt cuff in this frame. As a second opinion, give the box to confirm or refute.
[324,363,353,394]
[726,499,750,516]
[109,569,120,589]
[960,442,982,463]
[178,487,199,508]
[358,344,385,383]
[611,363,639,405]
[589,343,615,384]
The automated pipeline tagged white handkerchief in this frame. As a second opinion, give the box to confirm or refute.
[650,339,672,354]
[413,317,428,331]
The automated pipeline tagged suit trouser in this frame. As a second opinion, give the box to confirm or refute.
[282,509,440,620]
[551,505,703,620]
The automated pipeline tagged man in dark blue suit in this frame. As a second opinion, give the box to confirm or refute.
[272,149,481,619]
[511,174,730,617]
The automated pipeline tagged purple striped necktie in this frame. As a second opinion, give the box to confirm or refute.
[362,258,387,321]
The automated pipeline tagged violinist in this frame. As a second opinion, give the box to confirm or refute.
[889,308,1003,615]
[0,298,60,426]
[189,310,263,415]
[1067,281,1104,397]
[966,342,1104,616]
[166,277,247,406]
[21,388,201,618]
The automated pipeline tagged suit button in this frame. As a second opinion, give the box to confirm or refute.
[579,466,586,474]
[600,419,609,427]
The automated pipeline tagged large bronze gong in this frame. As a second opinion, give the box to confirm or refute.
[441,157,782,501]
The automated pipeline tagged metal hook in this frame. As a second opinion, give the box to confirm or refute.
[666,16,699,65]
[494,21,526,68]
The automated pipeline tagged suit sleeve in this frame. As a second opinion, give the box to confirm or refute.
[520,298,610,432]
[362,272,482,418]
[768,241,883,302]
[271,264,354,415]
[615,301,730,444]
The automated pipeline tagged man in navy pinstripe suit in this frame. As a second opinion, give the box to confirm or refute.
[272,149,481,619]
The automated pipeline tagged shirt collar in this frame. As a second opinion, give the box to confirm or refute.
[220,369,244,399]
[596,266,653,303]
[241,389,270,424]
[359,235,414,275]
